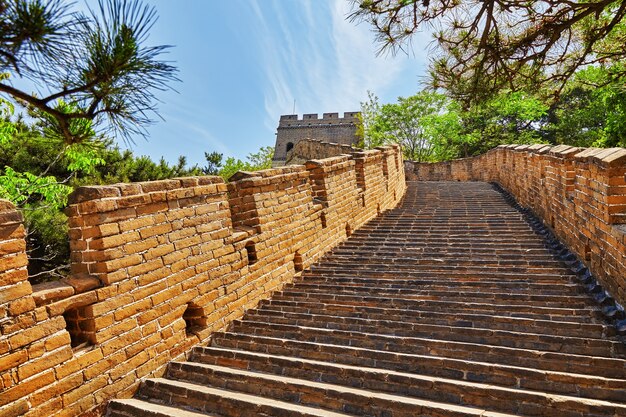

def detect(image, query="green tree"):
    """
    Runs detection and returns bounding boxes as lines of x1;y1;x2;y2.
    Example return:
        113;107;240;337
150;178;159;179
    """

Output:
218;146;274;180
459;91;549;156
367;91;462;162
350;1;626;103
546;64;626;148
0;0;177;144
203;151;223;175
357;91;385;149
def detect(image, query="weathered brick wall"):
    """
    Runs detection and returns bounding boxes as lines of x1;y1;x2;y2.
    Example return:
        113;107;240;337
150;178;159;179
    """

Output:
0;146;405;417
406;144;626;306
285;139;356;166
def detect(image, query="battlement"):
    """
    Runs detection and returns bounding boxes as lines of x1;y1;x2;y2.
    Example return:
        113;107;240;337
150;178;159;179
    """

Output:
278;112;360;127
273;112;362;167
0;145;405;417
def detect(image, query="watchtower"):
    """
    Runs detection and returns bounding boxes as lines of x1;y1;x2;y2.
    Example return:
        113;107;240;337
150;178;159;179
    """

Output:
272;112;360;167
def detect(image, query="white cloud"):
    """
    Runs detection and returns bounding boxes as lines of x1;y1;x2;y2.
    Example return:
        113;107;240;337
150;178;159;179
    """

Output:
249;0;430;132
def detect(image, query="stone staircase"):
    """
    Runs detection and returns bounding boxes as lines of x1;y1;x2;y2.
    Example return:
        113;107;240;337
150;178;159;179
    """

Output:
107;181;626;417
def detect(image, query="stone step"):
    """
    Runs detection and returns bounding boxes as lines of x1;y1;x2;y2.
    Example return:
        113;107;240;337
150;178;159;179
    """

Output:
351;222;536;228
317;256;568;268
227;320;626;363
339;237;547;246
165;362;534;417
325;251;562;262
268;293;602;322
274;289;597;310
107;399;217;417
283;283;589;304
312;261;569;272
202;340;626;400
294;277;585;295
260;298;601;325
237;313;620;356
137;378;354;417
186;348;626;409
329;248;557;258
211;331;626;379
351;231;541;238
255;302;611;338
301;269;578;283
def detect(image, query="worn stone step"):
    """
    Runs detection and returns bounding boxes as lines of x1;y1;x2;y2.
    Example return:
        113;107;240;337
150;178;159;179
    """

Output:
255;302;611;338
282;283;590;305
211;331;626;380
352;232;541;239
269;293;603;322
185;348;626;410
310;262;571;275
137;378;354;417
324;250;558;262
165;362;532;417
274;289;598;311
318;256;568;269
293;277;585;296
138;377;516;417
107;399;217;417
339;238;547;247
260;298;601;326
200;341;626;402
228;319;626;362
301;269;578;284
238;312;619;355
329;248;557;259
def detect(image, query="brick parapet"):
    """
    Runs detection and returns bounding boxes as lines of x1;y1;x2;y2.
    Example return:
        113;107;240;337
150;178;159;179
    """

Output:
405;145;626;306
0;146;405;417
285;139;356;165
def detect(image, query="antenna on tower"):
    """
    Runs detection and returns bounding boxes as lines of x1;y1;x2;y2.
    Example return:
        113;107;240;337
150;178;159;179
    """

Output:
292;99;296;114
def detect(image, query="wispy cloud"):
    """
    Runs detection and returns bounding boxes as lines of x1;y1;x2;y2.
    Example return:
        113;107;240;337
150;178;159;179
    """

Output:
248;0;430;131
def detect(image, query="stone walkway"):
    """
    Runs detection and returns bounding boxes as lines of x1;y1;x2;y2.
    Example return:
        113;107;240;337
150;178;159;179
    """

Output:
108;181;626;417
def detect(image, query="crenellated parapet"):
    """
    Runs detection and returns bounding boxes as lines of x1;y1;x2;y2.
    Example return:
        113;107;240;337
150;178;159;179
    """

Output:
0;145;405;417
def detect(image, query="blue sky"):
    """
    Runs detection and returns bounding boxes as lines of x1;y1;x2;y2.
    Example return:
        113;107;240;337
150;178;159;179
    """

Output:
101;0;432;166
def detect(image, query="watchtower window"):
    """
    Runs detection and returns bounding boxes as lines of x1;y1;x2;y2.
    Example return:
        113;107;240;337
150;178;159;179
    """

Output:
286;142;294;152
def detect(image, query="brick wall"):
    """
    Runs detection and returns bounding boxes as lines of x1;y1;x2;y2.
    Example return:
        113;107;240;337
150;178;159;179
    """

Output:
405;144;626;306
0;145;405;417
285;139;356;166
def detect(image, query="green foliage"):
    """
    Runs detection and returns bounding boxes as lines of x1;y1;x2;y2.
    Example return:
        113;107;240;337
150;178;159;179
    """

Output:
203;151;223;175
459;91;548;156
362;91;463;162
545;64;626;148
0;166;72;209
218;146;274;180
351;1;626;104
24;209;70;281
361;88;550;160
357;91;385;149
0;0;178;144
